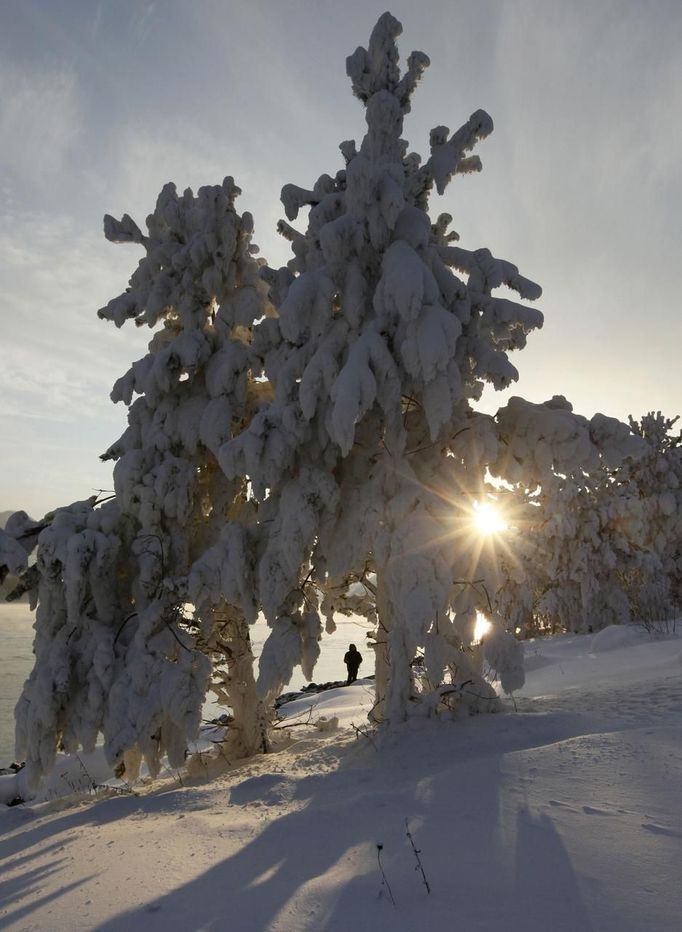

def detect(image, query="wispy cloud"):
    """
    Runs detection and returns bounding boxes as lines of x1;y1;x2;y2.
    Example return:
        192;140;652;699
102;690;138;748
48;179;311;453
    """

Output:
0;200;144;419
106;121;293;268
0;202;139;513
1;0;680;515
0;62;82;183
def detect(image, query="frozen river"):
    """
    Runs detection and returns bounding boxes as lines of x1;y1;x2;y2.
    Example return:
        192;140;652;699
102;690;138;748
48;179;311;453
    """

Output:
0;603;372;766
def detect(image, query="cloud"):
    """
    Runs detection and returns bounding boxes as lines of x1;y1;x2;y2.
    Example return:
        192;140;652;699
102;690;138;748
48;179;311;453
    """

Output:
0;200;144;419
0;201;143;514
105;120;294;268
458;1;682;423
0;62;82;183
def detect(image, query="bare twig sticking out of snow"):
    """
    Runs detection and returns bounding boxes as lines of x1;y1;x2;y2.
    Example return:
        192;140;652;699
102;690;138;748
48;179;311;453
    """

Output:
352;722;378;751
273;701;319;729
405;818;432;894
74;755;98;793
376;844;397;907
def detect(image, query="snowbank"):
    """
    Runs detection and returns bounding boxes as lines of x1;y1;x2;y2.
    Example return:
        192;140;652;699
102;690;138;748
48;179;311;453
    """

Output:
589;624;649;653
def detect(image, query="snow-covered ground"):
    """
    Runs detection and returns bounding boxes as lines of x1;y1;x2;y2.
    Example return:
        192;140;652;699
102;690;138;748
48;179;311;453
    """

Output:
2;625;681;931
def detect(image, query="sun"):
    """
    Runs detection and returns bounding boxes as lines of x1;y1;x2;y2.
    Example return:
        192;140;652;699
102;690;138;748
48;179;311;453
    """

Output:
473;501;507;536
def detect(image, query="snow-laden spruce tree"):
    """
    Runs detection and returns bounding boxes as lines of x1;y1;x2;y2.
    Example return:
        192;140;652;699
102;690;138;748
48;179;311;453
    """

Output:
490;396;649;634
12;178;272;786
620;412;682;624
6;14;666;789
218;13;548;722
101;177;275;759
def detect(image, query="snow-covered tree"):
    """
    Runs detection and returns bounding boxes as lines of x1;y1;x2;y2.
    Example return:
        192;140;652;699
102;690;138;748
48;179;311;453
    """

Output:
99;177;273;758
7;13;672;792
628;414;682;590
617;412;681;624
12;177;272;786
218;13;547;722
496;475;637;635
490;397;651;634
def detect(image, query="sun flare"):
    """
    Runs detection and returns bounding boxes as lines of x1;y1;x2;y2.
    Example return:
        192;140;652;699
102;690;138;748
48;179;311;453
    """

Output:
473;501;507;535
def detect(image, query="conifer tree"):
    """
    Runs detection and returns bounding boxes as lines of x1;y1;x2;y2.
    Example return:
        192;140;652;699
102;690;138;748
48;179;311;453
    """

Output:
219;13;547;721
491;397;650;634
12;178;271;785
4;13;668;791
617;413;681;624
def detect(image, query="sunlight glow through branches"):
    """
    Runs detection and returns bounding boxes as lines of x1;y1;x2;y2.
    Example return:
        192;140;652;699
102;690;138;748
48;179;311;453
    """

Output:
474;612;492;642
473;501;507;536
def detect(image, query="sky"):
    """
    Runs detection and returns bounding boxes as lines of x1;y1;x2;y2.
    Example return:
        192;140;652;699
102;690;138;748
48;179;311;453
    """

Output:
1;0;681;517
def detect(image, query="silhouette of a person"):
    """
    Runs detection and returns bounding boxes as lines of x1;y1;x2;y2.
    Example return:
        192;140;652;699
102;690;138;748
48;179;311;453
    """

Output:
344;643;362;684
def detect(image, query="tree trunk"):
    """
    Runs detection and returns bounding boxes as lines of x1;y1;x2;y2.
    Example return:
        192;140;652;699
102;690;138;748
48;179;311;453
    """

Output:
371;574;390;723
214;606;269;755
373;569;412;725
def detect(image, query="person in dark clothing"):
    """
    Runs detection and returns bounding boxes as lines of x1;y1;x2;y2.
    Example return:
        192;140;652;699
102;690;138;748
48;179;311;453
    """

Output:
344;644;362;684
